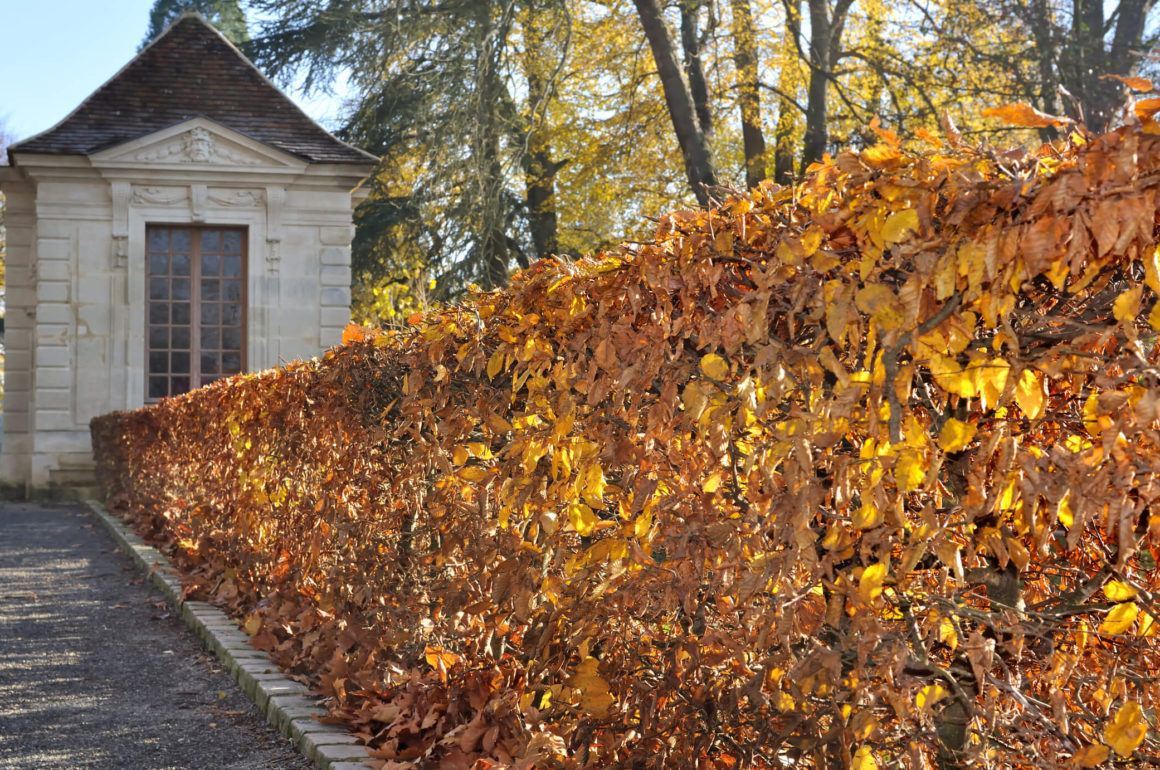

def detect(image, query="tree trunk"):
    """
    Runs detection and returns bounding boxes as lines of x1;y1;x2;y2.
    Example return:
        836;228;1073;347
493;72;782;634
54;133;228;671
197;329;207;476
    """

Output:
730;0;767;188
1060;0;1109;129
632;0;718;206
679;0;714;138
473;3;510;288
1025;0;1062;139
800;0;852;174
773;0;802;184
522;0;564;261
800;0;831;173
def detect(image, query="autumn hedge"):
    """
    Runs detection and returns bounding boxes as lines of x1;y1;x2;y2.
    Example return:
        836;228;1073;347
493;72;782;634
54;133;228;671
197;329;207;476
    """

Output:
94;118;1160;768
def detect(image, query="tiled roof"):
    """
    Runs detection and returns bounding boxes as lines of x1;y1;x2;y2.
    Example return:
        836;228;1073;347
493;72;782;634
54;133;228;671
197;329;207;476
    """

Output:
10;14;376;165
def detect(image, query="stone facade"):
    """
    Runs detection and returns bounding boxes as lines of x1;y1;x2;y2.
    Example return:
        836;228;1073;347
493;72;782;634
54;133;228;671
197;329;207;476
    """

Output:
0;16;375;492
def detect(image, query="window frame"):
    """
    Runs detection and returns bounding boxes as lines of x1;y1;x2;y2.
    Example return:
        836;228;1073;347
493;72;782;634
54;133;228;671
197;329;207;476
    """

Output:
144;224;248;402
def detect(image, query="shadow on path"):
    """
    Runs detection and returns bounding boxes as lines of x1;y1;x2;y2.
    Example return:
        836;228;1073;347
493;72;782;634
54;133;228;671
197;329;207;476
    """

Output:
0;502;310;770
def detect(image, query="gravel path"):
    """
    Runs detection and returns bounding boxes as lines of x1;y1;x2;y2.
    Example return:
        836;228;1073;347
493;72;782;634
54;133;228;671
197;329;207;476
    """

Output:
0;502;311;770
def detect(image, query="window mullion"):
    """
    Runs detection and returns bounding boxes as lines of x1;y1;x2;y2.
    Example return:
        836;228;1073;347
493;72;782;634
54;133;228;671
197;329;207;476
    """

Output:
191;230;202;390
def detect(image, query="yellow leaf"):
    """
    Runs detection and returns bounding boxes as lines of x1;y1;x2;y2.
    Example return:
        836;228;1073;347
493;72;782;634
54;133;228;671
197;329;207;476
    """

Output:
702;471;724;493
895;450;927;492
1084;392;1111;437
487;413;512;433
1014;369;1045;420
855;283;905;331
916;684;948;710
1105;580;1139;602
1006;538;1030;571
582;463;606;509
468;442;493;459
1114;285;1143;322
881;208;919;244
243;613;262;636
568;657;616;717
851;746;877;770
861;143;903;168
858;563;888;604
977;358;1010;410
929;353;976;398
487;350;504;380
452;446;470;466
1100;602;1139;635
938;418;977;453
801;226;823;256
1058;492;1074;528
460;466;489;482
567;502;598;536
1146;246;1160;294
1150;301;1160;331
938;616;958;650
852;503;882;530
1104;701;1149;757
701;353;729;380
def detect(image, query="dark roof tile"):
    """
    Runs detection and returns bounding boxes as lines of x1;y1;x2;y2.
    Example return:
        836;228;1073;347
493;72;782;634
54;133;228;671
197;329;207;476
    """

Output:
11;15;376;165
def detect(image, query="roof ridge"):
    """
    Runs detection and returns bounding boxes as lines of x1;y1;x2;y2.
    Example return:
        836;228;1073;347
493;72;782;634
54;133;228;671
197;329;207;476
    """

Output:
9;15;376;165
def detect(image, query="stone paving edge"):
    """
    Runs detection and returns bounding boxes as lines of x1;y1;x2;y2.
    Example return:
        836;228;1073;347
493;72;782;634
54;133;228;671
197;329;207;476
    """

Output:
83;499;374;770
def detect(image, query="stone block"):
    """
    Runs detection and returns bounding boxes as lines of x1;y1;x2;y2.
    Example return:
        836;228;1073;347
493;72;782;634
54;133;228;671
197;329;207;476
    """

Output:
37;260;72;282
30;430;89;454
319;226;355;246
36;221;74;239
5;413;30;434
321;287;349;307
36;238;72;261
320;307;350;328
77;279;111;305
316;744;373;765
33;410;78;431
36;282;69;303
35;303;73;324
36;325;71;344
269;700;325;735
35;389;71;410
319;246;348;265
319;265;351;286
35;367;71;390
297;728;360;761
35;346;71;368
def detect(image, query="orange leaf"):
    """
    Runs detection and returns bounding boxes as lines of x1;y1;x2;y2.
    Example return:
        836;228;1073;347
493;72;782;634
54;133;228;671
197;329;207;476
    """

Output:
981;102;1068;128
1135;98;1160;120
341;321;367;345
1103;74;1154;92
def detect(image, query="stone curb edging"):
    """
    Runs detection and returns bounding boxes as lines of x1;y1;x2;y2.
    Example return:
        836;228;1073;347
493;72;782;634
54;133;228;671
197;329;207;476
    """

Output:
83;499;373;770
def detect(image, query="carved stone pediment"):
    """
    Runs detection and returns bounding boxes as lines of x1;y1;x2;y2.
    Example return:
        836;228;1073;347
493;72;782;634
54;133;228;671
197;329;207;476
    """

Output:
132;127;261;165
91;118;306;171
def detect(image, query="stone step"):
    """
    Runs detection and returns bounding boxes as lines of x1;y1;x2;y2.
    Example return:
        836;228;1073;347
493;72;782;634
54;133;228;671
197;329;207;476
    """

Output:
49;466;97;484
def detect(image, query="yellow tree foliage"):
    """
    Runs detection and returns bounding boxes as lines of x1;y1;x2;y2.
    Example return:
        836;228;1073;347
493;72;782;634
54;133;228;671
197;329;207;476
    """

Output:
96;117;1160;766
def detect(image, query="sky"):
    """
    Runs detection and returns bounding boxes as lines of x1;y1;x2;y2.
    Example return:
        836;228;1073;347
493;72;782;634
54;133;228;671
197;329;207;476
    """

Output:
0;0;345;144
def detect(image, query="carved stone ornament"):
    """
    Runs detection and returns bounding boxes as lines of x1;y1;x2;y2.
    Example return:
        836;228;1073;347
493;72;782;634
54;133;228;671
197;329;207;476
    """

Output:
208;189;265;207
132;127;262;165
130;185;188;206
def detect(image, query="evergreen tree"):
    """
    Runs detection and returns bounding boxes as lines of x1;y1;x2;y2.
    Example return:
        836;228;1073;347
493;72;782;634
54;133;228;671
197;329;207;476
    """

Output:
248;0;567;299
141;0;249;49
